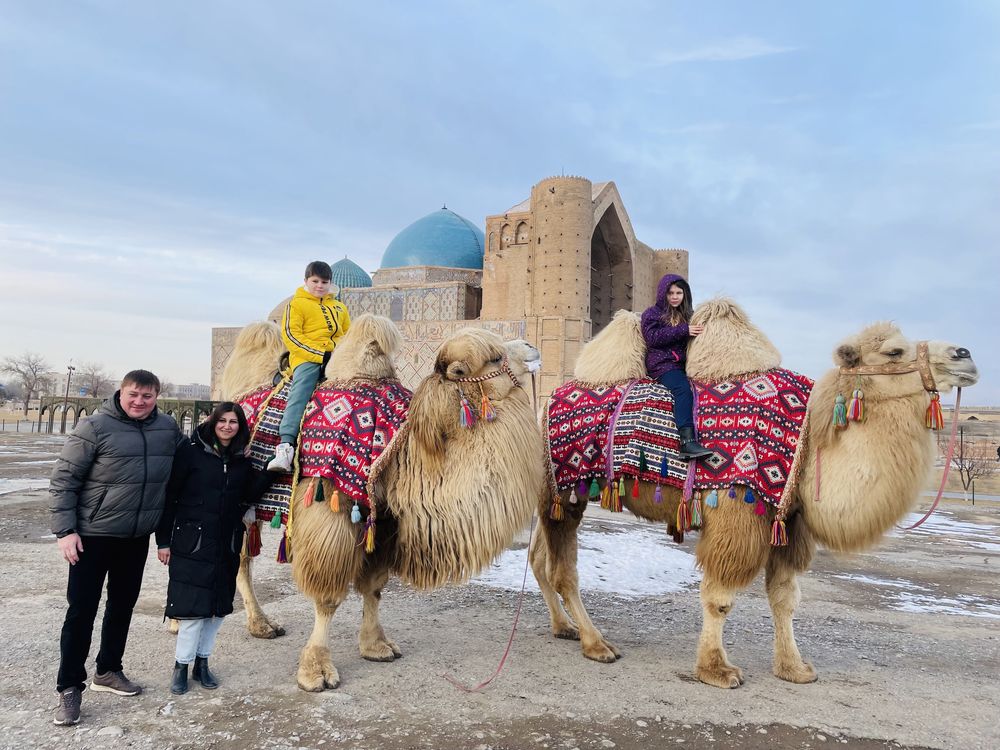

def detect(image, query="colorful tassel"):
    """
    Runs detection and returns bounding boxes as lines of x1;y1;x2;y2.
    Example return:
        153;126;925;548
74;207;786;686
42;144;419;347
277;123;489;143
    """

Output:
270;512;282;529
459;392;476;428
568;489;578;506
705;489;719;508
364;518;376;553
617;476;625;497
727;485;736;499
600;485;611;510
549;499;564;521
832;393;848;429
303;477;316;507
653;484;663;504
588;478;600;499
677;499;691;531
690;494;703;526
479;384;496;421
350;502;362;524
847;388;864;422
771;519;788;546
330;489;340;513
612;488;623;513
754;498;766;516
926;392;944;430
246;522;262;557
276;531;289;563
744;487;756;504
631;476;640;498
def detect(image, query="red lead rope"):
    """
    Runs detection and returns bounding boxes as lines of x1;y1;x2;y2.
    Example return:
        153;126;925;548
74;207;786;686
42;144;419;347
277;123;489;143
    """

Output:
899;387;963;531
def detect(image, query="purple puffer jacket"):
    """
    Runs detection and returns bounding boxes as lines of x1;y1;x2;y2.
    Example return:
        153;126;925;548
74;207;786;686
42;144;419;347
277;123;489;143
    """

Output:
641;273;690;378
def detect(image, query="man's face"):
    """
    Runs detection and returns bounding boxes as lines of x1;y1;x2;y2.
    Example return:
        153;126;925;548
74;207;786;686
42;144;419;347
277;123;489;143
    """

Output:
304;275;331;298
120;382;159;420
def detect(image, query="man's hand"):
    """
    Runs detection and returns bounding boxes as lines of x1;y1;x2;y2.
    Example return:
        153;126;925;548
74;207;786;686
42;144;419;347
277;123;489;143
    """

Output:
58;533;84;565
157;548;171;565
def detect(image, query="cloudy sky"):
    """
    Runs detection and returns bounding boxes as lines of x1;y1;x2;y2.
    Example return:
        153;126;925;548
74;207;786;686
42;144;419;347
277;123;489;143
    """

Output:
1;1;997;403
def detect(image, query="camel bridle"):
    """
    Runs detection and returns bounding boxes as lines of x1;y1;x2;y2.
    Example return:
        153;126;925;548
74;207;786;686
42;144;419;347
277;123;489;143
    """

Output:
838;340;937;393
452;355;521;389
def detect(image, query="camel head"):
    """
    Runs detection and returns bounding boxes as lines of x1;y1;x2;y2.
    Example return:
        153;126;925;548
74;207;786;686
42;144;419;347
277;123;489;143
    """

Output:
408;328;539;459
220;321;287;399
833;322;979;394
686;297;782;382
573;309;647;386
325;314;402;383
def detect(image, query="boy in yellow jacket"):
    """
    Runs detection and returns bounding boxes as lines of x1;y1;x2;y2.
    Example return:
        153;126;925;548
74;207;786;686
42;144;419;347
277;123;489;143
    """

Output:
267;261;351;472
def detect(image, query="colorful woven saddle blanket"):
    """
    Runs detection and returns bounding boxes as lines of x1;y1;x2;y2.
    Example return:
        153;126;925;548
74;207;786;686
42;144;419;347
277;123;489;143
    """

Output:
693;368;813;508
298;380;411;508
546;379;688;493
240;381;293;525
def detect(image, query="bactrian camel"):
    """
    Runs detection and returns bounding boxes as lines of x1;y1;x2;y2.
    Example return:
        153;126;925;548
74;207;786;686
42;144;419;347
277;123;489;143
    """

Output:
530;300;978;688
222;315;546;690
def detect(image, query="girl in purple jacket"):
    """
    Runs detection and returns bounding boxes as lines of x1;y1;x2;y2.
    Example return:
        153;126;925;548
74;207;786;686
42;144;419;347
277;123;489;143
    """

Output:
641;274;712;460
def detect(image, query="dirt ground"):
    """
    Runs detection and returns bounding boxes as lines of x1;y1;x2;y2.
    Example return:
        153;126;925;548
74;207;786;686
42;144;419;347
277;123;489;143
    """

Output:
1;433;998;750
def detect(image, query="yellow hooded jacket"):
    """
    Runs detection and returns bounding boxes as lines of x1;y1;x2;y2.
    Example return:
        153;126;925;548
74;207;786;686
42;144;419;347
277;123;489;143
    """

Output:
281;287;351;371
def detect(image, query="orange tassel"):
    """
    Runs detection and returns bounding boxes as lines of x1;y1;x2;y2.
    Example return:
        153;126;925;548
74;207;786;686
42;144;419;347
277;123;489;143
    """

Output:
925;392;944;430
480;384;496;421
303;477;316;508
549;499;564;521
330;489;340;513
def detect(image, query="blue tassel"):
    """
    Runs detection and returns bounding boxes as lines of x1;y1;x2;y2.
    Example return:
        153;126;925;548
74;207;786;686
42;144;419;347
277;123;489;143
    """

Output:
744;487;756;504
728;485;736;499
705;489;719;508
350;503;362;524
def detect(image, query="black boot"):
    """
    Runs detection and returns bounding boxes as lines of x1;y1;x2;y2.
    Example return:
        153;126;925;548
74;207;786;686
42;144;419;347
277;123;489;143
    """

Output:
678;427;713;460
170;662;188;695
192;656;218;689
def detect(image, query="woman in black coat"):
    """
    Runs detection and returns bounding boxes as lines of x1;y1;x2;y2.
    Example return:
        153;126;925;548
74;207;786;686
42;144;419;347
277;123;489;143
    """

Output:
155;402;268;695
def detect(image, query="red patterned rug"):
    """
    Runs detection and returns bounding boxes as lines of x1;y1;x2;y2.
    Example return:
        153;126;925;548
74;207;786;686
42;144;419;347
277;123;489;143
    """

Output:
240;381;294;525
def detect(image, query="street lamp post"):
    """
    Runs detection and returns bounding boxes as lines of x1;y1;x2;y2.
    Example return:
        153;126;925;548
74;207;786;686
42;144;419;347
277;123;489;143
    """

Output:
61;363;76;434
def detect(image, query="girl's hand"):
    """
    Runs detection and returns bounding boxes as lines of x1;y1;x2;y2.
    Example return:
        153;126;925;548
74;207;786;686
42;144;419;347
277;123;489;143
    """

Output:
689;324;705;336
157;548;171;565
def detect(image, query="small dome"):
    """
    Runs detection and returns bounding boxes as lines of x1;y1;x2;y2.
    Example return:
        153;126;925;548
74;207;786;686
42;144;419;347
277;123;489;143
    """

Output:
331;257;372;290
380;207;485;270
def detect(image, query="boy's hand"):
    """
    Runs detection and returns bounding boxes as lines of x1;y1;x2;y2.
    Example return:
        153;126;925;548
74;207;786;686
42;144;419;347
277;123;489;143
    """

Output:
689;324;705;336
58;533;84;565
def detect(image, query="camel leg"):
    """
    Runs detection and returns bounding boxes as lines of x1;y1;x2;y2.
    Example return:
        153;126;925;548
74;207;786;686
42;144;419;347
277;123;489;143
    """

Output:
537;509;620;662
297;599;343;692
237;522;285;639
529;518;578;640
356;562;402;662
695;574;744;688
766;554;817;683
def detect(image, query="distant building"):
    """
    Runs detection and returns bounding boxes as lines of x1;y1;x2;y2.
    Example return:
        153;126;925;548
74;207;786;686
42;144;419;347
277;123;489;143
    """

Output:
211;176;688;397
172;383;212;400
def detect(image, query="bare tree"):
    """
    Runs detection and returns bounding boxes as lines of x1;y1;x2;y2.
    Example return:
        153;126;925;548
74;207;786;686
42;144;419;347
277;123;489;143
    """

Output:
951;427;998;503
1;352;51;415
159;379;176;398
77;362;114;398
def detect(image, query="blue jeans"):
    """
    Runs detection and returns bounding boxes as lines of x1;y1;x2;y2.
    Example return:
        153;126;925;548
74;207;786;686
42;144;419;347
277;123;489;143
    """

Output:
278;361;323;443
657;369;695;430
175;617;226;664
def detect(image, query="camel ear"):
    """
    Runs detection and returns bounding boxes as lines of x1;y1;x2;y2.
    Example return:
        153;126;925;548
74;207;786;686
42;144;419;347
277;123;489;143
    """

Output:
834;343;861;368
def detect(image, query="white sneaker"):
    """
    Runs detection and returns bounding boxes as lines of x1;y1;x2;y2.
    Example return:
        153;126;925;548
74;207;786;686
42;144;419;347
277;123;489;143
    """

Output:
267;443;295;472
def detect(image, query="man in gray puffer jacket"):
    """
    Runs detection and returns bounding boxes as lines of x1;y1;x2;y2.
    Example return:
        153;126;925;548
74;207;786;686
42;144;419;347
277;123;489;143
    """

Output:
49;369;183;726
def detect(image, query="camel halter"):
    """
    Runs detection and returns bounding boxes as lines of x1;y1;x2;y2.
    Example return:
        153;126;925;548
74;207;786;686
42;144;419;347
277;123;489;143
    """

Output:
452;355;521;428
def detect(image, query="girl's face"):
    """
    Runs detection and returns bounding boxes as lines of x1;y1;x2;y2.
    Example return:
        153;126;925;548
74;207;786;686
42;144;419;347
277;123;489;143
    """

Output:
667;284;685;309
215;412;240;446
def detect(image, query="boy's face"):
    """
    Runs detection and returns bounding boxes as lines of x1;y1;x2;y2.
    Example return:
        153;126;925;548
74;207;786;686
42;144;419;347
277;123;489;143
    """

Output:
120;382;159;420
304;275;331;298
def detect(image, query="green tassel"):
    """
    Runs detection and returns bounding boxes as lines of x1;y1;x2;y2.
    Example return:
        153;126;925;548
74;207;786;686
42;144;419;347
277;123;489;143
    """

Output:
588;478;600;498
638;448;648;473
315;479;324;503
270;512;281;529
617;476;625;496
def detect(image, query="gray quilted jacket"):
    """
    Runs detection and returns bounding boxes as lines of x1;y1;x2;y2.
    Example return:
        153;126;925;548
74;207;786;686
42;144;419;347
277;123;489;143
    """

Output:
49;393;183;538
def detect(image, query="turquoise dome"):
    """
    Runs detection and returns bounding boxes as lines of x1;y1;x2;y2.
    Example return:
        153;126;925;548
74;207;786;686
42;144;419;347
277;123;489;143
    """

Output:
330;257;372;290
380;207;485;270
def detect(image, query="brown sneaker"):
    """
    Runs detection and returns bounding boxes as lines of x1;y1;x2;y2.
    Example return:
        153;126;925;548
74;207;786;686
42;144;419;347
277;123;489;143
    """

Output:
53;687;82;725
91;670;142;696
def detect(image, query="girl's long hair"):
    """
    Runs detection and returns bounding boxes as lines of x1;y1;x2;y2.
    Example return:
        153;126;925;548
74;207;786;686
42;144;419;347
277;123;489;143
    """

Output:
202;401;250;453
664;278;694;326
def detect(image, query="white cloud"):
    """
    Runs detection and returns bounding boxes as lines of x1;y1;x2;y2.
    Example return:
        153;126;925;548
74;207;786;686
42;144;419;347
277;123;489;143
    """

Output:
646;37;798;66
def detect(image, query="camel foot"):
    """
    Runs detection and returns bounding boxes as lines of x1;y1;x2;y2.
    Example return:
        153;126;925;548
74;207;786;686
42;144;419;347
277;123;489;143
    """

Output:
774;660;817;684
582;637;620;663
696;662;745;689
297;645;340;692
360;637;402;662
247;614;286;640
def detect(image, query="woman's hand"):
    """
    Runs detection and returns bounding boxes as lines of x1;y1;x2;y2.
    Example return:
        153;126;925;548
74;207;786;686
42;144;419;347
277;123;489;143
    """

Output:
157;548;171;565
689;324;705;336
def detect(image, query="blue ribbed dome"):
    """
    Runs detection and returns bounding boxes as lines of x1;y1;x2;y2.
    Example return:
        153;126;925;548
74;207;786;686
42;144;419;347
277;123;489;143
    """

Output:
330;257;372;290
380;207;485;269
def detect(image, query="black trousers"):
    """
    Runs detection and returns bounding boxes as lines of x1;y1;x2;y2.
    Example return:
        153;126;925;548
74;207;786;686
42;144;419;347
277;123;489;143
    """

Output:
657;369;695;430
56;535;149;692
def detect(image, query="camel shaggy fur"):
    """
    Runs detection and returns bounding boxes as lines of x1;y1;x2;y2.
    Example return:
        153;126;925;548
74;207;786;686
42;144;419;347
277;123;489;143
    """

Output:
222;316;546;690
530;298;979;688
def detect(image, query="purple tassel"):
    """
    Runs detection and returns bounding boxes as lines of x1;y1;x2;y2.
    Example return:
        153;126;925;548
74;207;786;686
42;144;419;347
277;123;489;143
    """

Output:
728;485;737;499
653;484;663;504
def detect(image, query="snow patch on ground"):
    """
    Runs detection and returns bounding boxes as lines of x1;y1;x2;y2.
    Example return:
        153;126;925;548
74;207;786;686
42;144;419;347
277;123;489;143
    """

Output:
831;572;1000;620
473;525;700;597
0;478;49;496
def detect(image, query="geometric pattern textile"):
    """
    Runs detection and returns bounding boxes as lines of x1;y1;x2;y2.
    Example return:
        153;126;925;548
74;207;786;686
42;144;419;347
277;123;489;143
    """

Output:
693;368;813;507
240;381;294;525
546;381;630;492
298;381;411;508
612;379;689;488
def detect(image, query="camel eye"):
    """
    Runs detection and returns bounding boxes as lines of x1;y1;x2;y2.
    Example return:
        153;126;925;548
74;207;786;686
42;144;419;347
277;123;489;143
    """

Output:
490;354;503;364
884;348;903;358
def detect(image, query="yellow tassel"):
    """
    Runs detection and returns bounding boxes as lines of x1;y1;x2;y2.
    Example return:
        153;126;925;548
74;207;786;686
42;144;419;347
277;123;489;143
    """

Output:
364;521;375;553
549;500;564;521
329;489;340;513
600;485;611;510
925;392;944;430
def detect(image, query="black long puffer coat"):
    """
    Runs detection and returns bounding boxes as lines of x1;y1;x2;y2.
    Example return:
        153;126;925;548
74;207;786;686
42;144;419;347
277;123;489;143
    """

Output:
155;423;269;619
